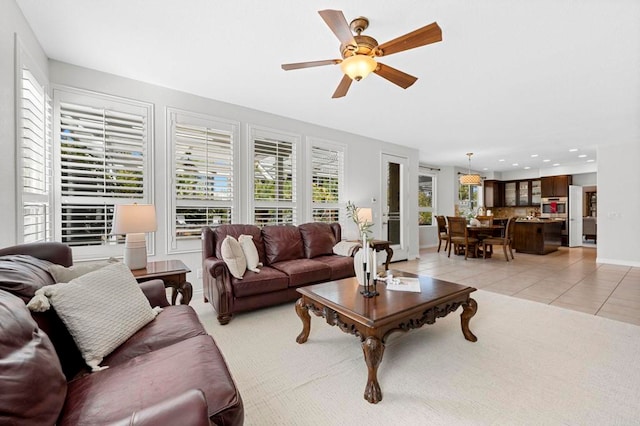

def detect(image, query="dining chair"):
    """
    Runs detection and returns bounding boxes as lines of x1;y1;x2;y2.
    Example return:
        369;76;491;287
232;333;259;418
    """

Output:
482;216;516;261
447;216;479;260
436;215;449;253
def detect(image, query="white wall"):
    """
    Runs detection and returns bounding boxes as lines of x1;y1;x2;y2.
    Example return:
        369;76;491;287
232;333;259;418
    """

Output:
597;141;640;266
0;1;49;248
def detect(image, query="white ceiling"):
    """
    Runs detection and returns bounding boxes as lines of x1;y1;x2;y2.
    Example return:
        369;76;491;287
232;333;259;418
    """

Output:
16;0;640;172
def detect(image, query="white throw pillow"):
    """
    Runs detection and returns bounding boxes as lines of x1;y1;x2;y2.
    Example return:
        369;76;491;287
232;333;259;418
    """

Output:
238;234;262;273
221;235;247;279
27;262;160;372
48;257;118;282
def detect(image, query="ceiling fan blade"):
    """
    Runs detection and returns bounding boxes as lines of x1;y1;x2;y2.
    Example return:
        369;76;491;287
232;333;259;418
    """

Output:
281;59;341;71
318;9;357;48
332;74;352;98
373;62;418;89
377;22;442;57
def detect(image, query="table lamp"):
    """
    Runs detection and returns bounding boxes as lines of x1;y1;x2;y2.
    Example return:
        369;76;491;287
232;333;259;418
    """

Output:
111;204;157;270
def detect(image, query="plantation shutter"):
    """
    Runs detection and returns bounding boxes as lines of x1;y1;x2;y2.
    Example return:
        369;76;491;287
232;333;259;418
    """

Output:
56;96;150;250
172;117;234;246
310;144;343;223
19;66;52;242
253;137;297;226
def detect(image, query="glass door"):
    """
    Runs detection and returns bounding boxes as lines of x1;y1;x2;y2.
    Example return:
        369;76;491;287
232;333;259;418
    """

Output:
381;153;408;261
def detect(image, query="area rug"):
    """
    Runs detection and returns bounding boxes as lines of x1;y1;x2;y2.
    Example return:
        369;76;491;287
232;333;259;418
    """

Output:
196;290;640;425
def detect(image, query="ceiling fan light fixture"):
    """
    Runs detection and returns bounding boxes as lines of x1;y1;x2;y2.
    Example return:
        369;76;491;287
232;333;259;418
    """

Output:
340;55;377;81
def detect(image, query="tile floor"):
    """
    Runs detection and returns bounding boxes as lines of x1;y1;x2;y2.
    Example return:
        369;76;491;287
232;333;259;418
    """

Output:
391;246;640;326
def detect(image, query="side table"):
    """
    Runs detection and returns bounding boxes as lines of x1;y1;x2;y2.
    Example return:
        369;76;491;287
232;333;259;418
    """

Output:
132;260;192;305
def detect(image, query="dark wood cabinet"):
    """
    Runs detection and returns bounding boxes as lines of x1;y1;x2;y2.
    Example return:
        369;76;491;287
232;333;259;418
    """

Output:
500;179;540;207
483;180;504;208
513;220;562;254
541;175;572;197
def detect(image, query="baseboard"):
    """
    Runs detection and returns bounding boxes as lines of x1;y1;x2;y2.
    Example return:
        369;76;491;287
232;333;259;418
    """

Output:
596;257;640;268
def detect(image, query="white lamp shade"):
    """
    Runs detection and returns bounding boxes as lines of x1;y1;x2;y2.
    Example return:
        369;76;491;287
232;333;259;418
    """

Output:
340;55;377;81
111;204;157;235
357;207;373;224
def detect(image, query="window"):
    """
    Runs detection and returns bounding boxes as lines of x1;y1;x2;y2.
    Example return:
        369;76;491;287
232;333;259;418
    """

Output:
18;63;53;243
54;89;152;259
459;184;481;215
418;173;434;226
168;109;237;252
251;127;298;226
310;141;344;223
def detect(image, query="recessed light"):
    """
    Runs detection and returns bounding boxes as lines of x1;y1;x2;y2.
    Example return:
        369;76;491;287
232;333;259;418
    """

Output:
530;154;538;158
524;166;531;170
498;159;505;162
587;159;595;163
569;148;578;152
512;163;519;166
578;154;587;158
483;168;489;171
543;159;551;162
553;163;560;166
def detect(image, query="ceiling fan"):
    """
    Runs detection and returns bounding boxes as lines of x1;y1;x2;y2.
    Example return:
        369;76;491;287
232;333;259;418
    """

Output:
281;9;442;98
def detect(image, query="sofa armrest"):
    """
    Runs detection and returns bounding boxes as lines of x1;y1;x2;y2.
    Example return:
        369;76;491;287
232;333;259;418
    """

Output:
139;279;170;308
110;389;209;426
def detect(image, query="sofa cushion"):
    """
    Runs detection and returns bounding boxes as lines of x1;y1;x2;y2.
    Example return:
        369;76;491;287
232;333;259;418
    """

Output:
262;225;304;265
214;224;266;265
0;254;55;302
271;259;332;287
299;222;337;259
48;258;117;282
313;254;356;280
221;236;246;279
231;266;289;298
104;305;207;367
27;262;159;371
0;290;67;425
60;335;243;426
238;234;261;273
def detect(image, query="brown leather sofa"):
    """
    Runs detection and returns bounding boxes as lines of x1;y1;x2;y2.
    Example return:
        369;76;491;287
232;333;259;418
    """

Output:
0;242;243;426
202;222;355;325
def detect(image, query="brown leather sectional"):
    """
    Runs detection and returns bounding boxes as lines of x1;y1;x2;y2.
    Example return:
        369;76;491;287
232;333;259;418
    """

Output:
202;222;355;325
0;242;243;425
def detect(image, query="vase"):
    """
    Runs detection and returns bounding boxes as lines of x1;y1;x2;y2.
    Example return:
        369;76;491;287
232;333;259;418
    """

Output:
353;248;373;286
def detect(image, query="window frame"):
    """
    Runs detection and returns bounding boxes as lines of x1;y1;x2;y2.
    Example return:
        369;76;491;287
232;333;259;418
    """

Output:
52;86;154;261
418;171;436;227
166;107;239;253
15;36;53;244
248;125;300;227
306;137;345;224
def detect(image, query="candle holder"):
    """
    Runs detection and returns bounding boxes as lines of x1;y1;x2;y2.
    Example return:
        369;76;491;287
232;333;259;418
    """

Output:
360;262;378;298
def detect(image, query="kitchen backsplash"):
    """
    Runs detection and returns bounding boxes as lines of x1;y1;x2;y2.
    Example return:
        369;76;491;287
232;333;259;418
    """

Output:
491;206;541;218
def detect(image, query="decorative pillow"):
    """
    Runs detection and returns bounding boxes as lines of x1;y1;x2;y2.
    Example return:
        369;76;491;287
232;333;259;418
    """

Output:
48;257;118;282
0;254;55;302
27;262;161;372
238;234;262;273
221;235;246;279
0;290;67;424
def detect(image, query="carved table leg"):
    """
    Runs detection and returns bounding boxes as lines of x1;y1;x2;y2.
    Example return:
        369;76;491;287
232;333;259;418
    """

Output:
460;297;478;342
362;336;385;404
384;246;393;271
171;281;193;305
295;298;311;344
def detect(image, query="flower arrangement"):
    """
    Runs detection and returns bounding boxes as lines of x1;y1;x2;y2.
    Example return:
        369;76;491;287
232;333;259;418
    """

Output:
346;201;373;238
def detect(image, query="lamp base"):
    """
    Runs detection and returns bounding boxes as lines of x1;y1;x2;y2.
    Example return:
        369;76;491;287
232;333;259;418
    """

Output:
123;233;148;270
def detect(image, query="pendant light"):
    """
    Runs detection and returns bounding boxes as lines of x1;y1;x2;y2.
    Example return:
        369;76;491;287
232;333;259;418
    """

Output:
459;153;482;186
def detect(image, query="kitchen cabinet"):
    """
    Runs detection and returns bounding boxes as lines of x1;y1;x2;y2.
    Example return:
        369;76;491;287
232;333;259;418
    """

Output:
518;181;529;205
541;175;572;197
504;182;516;206
513;220;562;254
483;180;504;208
503;179;540;207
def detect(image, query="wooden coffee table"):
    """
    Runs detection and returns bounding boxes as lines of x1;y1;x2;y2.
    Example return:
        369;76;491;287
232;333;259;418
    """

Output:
295;271;478;404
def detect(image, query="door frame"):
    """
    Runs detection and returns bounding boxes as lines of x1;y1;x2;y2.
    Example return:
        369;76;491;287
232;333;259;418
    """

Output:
381;153;409;262
569;185;583;247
